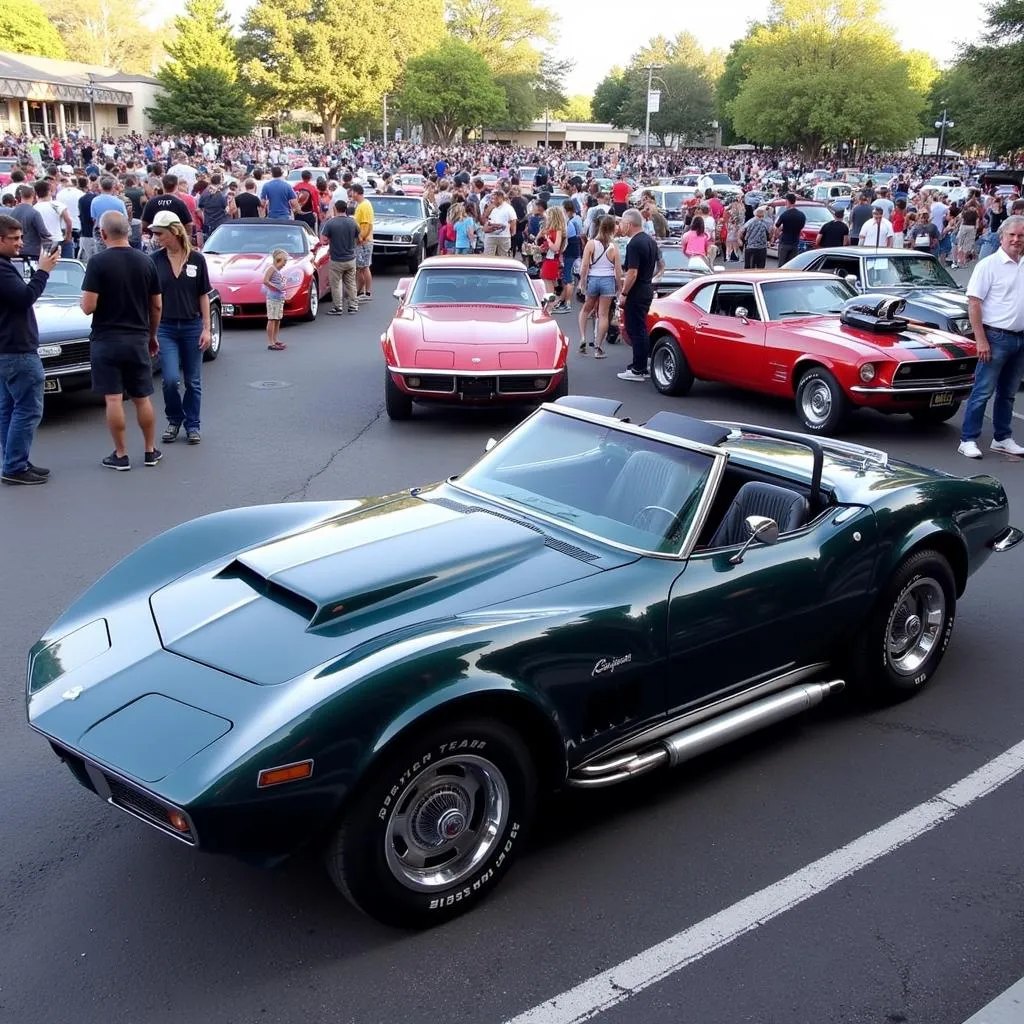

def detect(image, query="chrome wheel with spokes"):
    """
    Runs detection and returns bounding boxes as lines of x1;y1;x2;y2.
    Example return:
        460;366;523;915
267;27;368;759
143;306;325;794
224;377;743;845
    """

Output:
652;345;676;388
649;336;694;396
885;577;946;675
796;367;848;434
384;754;509;892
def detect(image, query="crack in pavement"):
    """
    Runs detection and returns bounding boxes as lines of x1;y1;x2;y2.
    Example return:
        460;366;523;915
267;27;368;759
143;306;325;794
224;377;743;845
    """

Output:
280;403;385;502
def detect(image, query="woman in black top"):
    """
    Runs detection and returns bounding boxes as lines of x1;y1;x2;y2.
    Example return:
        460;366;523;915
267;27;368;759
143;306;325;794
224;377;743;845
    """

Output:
149;210;212;445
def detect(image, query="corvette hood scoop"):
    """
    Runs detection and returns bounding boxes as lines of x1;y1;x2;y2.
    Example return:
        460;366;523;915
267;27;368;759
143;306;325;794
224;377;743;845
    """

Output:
150;497;601;684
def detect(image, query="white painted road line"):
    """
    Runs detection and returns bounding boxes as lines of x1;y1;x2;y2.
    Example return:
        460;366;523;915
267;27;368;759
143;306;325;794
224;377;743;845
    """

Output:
962;976;1024;1023
504;739;1024;1024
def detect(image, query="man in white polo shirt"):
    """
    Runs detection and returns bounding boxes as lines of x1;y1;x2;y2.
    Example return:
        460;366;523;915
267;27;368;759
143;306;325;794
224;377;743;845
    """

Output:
958;215;1024;458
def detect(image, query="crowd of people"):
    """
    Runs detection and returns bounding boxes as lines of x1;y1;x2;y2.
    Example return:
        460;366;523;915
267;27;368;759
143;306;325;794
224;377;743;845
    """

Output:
1;127;1022;484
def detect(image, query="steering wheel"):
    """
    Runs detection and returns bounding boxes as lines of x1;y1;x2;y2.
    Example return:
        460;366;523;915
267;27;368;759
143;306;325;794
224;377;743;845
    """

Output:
631;504;682;536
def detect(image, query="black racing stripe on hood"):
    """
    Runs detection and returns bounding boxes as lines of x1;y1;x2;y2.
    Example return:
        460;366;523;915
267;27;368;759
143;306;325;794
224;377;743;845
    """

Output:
896;334;971;360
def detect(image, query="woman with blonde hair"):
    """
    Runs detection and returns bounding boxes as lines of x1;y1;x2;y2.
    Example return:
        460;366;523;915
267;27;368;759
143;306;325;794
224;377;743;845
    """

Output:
539;204;567;297
149;210;214;444
576;214;622;358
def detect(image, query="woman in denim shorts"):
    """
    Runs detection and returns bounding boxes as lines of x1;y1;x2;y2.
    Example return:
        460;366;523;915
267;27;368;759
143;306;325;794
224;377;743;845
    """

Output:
576;215;622;358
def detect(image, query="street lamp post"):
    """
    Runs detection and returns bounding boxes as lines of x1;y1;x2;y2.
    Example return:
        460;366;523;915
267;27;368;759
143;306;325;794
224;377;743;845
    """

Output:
85;78;96;137
935;107;954;162
643;64;663;164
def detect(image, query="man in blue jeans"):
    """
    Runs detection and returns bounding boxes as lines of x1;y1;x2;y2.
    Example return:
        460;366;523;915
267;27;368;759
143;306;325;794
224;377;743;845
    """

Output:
0;214;59;484
958;215;1024;459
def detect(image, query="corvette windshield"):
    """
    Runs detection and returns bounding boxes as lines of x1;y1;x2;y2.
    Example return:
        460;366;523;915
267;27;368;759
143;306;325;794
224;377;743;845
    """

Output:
17;259;83;297
863;256;958;290
368;196;423;218
409;267;538;307
456;409;716;555
761;279;855;320
203;224;308;255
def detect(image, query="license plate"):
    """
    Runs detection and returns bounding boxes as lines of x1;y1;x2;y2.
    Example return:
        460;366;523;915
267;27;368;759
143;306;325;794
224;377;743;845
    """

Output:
460;379;494;398
930;391;955;407
43;379;61;394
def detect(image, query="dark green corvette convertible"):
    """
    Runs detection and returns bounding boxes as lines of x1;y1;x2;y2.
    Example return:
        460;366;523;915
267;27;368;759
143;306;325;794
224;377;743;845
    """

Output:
27;397;1021;927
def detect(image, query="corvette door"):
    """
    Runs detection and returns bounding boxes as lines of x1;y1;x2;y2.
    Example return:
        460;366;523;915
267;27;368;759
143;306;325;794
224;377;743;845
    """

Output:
695;283;767;387
664;504;878;715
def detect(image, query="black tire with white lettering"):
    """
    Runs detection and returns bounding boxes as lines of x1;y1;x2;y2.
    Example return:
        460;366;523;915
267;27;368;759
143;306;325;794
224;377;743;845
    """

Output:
846;549;957;703
325;719;536;928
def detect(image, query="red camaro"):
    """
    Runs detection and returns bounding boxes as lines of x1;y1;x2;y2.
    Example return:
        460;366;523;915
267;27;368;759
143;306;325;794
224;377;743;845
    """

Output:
202;218;331;321
646;270;978;434
382;256;569;419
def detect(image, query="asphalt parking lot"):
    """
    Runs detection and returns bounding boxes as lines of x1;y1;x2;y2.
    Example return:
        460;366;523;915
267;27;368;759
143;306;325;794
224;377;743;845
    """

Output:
3;261;1024;1024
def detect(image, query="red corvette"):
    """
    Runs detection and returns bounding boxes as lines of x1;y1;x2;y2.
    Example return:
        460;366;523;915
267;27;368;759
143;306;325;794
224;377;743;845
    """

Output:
646;270;978;434
202;218;331;321
382;256;569;419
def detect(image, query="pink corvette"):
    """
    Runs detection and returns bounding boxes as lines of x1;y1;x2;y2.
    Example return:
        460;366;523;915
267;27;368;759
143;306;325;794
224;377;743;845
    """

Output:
381;256;570;419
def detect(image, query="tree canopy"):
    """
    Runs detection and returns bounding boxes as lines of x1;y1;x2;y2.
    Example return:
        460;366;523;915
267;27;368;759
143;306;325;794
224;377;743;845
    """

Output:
553;94;593;122
726;0;927;154
399;37;507;142
445;0;555;76
933;0;1024;153
0;0;68;59
590;32;720;142
239;0;444;141
147;0;252;135
49;0;163;73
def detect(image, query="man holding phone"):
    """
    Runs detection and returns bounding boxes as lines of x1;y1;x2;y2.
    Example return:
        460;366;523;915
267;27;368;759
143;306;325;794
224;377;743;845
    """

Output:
0;214;59;485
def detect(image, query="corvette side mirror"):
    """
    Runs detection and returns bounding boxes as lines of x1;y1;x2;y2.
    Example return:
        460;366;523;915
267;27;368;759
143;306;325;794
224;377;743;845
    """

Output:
542;293;558;308
730;515;780;565
735;306;750;322
393;287;405;300
484;437;498;452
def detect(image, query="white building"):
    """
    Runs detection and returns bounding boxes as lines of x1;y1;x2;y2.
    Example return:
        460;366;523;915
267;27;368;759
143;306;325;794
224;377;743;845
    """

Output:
0;52;163;139
479;120;632;149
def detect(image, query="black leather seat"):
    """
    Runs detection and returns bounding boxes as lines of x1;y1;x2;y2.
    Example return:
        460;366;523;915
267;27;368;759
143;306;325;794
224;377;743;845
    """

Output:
710;481;809;548
604;451;695;531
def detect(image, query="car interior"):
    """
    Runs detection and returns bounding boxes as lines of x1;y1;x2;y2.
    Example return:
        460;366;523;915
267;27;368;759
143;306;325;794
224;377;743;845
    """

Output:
478;426;833;556
690;283;761;320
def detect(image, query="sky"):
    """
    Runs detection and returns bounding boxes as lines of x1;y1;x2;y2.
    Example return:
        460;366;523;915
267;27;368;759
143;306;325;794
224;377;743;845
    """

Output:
188;0;988;96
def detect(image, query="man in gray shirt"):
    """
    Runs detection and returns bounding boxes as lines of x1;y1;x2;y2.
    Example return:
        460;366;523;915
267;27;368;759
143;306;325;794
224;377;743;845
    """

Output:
320;199;361;315
10;186;52;259
738;206;770;268
849;194;873;246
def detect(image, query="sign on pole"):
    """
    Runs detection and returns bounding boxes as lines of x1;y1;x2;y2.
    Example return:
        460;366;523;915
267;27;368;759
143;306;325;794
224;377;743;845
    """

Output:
647;90;661;114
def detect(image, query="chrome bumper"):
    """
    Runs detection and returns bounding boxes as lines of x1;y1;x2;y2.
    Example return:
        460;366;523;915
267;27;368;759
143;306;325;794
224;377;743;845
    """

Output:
990;526;1024;553
849;383;974;395
43;361;91;379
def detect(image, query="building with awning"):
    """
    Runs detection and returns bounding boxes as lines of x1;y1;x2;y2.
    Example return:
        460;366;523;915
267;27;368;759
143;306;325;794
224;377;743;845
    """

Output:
0;52;162;139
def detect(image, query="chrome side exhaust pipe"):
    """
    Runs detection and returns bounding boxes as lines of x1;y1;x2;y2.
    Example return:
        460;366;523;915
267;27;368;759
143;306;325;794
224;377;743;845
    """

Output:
661;680;844;767
570;680;844;787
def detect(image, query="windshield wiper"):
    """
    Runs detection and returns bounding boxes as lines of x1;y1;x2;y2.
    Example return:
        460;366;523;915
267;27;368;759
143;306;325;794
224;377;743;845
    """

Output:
204;249;220;254
776;309;820;317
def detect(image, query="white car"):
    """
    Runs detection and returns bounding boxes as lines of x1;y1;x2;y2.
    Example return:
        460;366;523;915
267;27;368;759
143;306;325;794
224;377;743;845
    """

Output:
809;182;853;203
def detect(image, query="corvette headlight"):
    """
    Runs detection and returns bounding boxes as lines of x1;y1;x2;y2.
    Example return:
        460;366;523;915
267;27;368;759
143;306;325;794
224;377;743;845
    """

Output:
859;363;877;383
29;619;110;693
951;317;972;336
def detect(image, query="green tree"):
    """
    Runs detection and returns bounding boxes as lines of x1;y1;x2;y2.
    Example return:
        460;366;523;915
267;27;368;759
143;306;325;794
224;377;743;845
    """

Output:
618;62;716;144
446;0;555;76
163;0;238;77
592;69;628;124
716;36;755;144
147;0;252;135
494;71;538;129
553;94;593;122
727;0;926;154
147;66;253;134
50;0;163;73
939;0;1024;153
239;0;444;142
0;0;68;58
400;37;507;142
533;53;571;120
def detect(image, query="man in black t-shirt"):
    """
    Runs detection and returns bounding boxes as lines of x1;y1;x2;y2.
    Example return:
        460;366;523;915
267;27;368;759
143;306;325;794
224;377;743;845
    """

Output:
140;174;193;236
320;199;361;314
816;207;850;249
233;179;265;219
772;194;806;266
81;211;163;471
617;209;664;382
